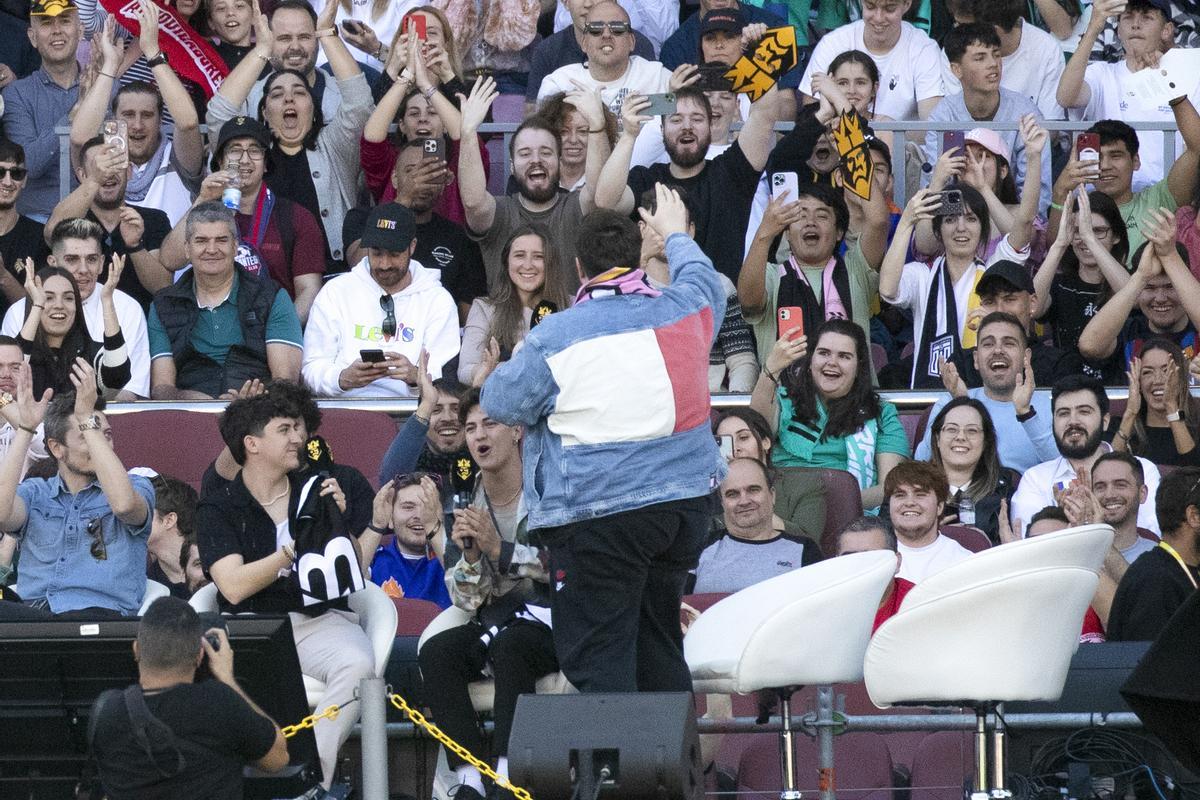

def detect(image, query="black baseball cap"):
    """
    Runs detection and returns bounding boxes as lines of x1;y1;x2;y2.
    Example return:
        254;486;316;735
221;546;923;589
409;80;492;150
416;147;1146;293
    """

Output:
700;8;744;36
214;116;271;156
977;260;1034;296
360;203;417;252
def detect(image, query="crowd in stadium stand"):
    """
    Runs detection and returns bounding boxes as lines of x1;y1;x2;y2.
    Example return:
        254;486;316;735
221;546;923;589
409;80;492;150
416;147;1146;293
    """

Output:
1;0;1200;795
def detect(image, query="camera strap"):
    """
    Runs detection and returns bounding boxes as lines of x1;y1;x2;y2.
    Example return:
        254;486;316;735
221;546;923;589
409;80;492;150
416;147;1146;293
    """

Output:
122;685;187;778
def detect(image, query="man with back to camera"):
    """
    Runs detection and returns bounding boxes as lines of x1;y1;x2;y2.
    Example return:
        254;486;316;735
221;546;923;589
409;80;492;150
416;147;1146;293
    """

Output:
481;186;726;693
89;596;289;798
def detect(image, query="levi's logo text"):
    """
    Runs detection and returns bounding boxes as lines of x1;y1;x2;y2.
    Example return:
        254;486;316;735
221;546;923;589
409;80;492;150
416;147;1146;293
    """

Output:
354;323;415;343
377;219;398;230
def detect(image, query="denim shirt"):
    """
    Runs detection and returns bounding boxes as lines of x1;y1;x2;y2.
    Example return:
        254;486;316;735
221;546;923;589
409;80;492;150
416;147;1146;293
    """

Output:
15;473;155;615
481;234;728;528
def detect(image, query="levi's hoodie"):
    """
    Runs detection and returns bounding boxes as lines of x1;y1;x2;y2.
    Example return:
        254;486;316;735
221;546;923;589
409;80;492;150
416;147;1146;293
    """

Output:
302;257;460;397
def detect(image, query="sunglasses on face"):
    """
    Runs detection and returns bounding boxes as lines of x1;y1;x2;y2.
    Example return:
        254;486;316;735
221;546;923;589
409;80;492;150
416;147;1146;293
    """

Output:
0;167;28;181
87;517;107;561
585;20;630;35
379;294;397;339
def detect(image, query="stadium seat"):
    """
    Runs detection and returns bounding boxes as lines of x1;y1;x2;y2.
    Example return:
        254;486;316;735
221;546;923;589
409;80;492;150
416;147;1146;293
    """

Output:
297;582;398;708
816;468;865;556
109;409;222;490
188;581;219;614
939;524;991;553
392;596;444;636
139;579;171;615
864;524;1114;799
313;409;399;490
685;551;897;798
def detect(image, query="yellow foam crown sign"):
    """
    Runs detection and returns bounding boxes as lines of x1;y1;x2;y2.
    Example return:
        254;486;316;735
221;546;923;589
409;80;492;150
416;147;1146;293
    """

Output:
832;111;874;202
723;25;798;102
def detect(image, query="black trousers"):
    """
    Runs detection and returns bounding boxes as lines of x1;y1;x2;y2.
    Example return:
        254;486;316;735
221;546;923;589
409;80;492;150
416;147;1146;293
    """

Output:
540;495;711;693
0;602;129;621
418;620;558;768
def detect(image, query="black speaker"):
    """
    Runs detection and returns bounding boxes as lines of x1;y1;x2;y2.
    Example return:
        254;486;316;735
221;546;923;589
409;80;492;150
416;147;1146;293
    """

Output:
507;692;702;800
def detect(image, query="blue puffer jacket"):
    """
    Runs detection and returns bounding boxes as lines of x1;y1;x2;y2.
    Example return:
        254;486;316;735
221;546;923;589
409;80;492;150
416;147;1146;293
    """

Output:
481;234;728;529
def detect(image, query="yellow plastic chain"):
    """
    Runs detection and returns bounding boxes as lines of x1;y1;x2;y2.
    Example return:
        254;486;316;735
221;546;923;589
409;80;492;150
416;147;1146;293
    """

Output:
281;703;343;739
388;692;534;800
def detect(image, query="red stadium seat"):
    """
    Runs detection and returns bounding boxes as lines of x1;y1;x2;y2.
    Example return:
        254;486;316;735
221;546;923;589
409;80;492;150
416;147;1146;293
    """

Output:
109;409;223;489
315;408;399;489
817;468;865;557
392;597;446;637
939;525;991;553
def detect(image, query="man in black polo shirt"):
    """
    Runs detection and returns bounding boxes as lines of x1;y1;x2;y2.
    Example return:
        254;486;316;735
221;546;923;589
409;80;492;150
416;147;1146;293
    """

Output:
45;134;172;310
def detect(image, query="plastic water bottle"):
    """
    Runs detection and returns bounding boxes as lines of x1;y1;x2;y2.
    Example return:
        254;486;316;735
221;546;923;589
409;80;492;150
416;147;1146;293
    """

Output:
958;494;976;525
221;167;242;211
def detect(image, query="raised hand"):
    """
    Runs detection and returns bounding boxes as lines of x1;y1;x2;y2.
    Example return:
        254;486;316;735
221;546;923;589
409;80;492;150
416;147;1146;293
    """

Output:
1140;207;1178;258
70;358;99;420
564;80;606;134
319;476;347;514
899;188;942;228
99;16;126;73
2;361;52;432
636;183;689;240
766;333;807;375
1012;350;1036;413
619;92;652;140
136;0;161;59
1019;114;1048;157
20;258;44;309
472;336;501;388
117;206;145;250
101;253;125;301
457;76;497;136
929;146;966;191
939;356;967;398
758;191;802;238
668;63;699;92
1124;355;1143;419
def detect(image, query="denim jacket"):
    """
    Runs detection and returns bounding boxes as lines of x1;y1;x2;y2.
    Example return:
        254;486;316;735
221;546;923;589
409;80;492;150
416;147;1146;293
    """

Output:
481;234;728;529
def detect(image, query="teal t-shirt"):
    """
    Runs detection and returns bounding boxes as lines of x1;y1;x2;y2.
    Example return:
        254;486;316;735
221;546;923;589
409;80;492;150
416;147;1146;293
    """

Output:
148;273;303;362
1121;179;1178;263
771;393;910;469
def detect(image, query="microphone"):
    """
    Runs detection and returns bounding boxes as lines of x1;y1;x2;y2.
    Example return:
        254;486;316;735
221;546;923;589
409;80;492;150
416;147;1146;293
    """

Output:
450;456;478;550
304;435;335;473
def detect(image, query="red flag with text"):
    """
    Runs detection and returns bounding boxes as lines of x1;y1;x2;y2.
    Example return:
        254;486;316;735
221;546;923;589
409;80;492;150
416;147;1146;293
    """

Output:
98;0;229;98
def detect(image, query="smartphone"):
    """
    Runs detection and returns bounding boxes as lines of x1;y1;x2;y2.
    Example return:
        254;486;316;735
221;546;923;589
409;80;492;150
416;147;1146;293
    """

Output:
103;119;127;154
717;434;734;460
942;130;965;155
404;13;427;40
938;189;965;216
418;136;446;162
1077;132;1100;163
696;62;733;92
777;306;804;341
453;492;473;550
340;19;364;35
360;348;386;363
771;171;799;202
642;92;677;116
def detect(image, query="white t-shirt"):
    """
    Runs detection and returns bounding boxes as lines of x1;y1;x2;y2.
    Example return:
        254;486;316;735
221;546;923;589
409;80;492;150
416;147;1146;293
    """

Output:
1071;49;1200;190
537;55;672;119
2;288;151;398
939;21;1066;120
800;21;944;120
897;534;973;583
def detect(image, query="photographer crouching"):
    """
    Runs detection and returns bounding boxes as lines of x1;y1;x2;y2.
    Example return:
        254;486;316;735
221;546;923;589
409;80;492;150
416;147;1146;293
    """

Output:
89;597;288;797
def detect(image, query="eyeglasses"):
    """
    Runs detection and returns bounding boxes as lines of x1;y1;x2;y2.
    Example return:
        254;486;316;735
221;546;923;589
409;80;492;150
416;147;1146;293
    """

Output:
224;146;266;162
1091;226;1111;239
0;166;28;181
379;294;397;339
86;517;107;561
584;20;630;35
939;425;983;440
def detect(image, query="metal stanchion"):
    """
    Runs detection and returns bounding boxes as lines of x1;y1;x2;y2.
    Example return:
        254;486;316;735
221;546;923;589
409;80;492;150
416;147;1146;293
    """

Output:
816;686;836;800
359;677;388;800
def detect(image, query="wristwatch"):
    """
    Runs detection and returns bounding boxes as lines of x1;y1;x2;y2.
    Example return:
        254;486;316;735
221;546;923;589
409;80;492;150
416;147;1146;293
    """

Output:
77;414;102;433
145;51;169;70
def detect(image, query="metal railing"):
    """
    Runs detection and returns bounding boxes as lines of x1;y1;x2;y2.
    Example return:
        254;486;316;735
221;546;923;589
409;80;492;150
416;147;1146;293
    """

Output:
56;118;1184;209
